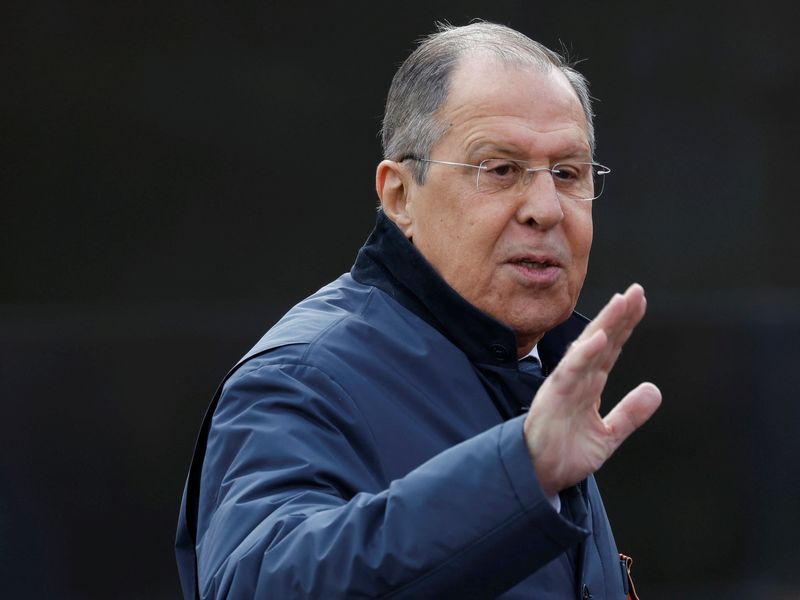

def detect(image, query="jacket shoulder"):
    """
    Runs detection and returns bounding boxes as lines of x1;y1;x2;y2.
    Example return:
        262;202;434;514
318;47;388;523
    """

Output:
230;272;446;380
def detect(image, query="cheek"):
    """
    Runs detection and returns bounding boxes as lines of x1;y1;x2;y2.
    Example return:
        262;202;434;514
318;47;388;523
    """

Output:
565;209;593;288
568;206;594;257
411;202;472;277
422;193;494;252
579;225;593;262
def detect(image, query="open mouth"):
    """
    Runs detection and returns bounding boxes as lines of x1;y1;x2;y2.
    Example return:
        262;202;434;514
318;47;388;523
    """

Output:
510;257;559;270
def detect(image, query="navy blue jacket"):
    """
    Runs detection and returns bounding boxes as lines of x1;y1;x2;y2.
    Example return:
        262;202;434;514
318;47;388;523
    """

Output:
176;212;630;599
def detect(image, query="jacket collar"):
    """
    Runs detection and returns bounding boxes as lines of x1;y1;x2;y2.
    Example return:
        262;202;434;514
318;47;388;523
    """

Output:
351;211;588;374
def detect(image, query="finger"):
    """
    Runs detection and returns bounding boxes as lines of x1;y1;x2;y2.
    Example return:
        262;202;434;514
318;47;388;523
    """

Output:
594;286;647;372
547;329;608;393
602;382;662;452
605;284;646;344
598;294;646;371
578;292;627;341
557;285;648;384
616;284;646;335
580;284;645;348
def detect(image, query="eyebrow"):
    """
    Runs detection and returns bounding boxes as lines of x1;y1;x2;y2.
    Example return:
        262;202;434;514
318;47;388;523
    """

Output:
551;148;593;162
466;141;592;163
466;142;519;158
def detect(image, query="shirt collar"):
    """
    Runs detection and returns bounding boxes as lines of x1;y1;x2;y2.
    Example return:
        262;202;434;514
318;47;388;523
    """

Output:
351;210;588;372
521;345;541;364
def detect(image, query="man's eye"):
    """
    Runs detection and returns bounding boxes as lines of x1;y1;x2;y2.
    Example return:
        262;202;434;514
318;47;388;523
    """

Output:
552;164;581;181
483;160;521;179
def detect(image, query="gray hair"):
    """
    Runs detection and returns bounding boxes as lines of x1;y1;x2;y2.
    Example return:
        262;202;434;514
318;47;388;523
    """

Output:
381;22;595;184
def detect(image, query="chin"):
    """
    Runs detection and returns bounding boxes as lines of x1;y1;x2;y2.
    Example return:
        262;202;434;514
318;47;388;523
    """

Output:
510;303;573;340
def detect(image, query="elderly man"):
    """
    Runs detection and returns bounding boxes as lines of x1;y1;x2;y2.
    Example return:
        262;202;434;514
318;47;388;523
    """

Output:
177;22;661;599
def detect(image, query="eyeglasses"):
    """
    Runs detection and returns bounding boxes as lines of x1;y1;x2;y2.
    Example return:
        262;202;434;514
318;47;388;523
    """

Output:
403;157;611;201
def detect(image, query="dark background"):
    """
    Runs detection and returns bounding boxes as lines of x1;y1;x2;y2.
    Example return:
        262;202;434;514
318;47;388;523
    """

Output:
3;1;799;598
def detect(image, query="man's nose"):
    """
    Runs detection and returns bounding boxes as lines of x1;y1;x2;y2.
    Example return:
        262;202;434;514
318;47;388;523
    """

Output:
516;169;564;229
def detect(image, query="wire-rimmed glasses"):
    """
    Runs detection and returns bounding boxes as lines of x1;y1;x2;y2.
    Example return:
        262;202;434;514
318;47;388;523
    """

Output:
404;157;611;201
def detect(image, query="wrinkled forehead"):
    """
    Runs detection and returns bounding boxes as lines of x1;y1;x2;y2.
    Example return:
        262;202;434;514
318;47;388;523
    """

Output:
438;55;590;153
446;53;584;119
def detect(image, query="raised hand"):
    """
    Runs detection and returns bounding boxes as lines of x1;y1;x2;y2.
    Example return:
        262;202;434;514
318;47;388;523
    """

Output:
523;283;662;497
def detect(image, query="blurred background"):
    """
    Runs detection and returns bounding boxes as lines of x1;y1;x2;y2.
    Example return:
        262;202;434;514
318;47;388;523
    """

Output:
2;1;799;598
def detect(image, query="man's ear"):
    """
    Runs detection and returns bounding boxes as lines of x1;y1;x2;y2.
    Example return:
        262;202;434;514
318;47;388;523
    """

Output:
375;160;414;239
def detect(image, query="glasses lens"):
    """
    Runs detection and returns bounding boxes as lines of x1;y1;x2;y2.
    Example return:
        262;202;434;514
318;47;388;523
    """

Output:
553;162;608;201
477;159;525;194
476;160;609;200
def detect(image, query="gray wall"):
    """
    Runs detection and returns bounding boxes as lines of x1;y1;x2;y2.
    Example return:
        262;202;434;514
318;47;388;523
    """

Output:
3;2;799;597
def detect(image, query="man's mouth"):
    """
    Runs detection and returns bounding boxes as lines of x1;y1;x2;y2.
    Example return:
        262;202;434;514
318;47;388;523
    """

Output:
514;259;554;269
510;257;559;269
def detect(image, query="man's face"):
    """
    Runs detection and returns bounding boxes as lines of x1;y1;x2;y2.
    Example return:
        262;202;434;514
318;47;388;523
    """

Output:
397;55;594;355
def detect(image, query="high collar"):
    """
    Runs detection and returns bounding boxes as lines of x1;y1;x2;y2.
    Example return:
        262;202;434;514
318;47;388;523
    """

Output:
351;211;588;374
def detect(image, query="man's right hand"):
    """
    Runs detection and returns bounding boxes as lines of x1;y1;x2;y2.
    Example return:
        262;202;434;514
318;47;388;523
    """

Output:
523;283;662;498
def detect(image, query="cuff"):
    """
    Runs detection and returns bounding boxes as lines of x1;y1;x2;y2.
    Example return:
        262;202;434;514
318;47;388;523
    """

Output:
498;415;588;539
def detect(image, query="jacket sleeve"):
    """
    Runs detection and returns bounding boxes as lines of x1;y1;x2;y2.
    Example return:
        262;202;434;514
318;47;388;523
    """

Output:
195;358;588;599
